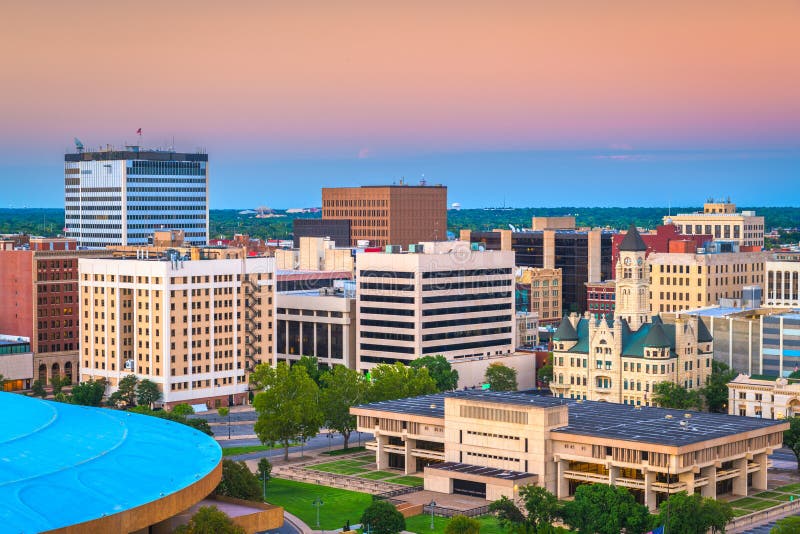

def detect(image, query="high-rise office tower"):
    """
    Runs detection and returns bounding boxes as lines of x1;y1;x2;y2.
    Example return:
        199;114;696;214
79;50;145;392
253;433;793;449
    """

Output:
64;146;209;248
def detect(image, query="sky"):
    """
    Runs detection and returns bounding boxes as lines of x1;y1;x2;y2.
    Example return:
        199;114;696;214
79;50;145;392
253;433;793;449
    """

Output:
1;1;798;208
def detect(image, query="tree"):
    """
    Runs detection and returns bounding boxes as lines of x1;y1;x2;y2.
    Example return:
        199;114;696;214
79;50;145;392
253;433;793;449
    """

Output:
368;362;438;402
485;363;518;391
784;416;800;470
444;515;480;534
70;379;106;406
215;460;262;501
128;405;213;435
655;492;732;534
562;484;651;534
411;355;459;391
320;365;369;450
360;500;405;534
31;379;46;398
537;363;553;386
136;379;161;407
701;360;737;413
489;486;561;534
219;406;231;439
652;381;702;410
174;505;245;534
772;516;800;533
295;355;322;384
109;374;139;407
257;458;272;484
185;418;214;436
171;403;195;416
51;374;69;396
252;362;322;460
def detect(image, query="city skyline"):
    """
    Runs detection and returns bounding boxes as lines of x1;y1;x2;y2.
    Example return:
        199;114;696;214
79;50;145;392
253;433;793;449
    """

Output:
2;1;799;208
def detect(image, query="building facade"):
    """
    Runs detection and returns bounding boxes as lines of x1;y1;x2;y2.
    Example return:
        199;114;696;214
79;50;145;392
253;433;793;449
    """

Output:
352;390;785;510
464;228;613;314
0;237;107;386
321;184;447;247
274;283;357;369
551;226;714;405
292;219;351;248
611;224;713;275
765;258;800;308
0;335;33;391
728;374;800;419
585;280;616;319
515;267;562;325
78;254;274;407
647;246;767;314
65;148;209;248
356;241;515;370
665;200;765;249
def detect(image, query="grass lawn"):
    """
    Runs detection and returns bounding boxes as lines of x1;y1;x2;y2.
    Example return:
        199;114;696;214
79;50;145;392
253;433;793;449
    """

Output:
776;482;800;493
358;471;400;480
221;443;289;456
404;514;501;534
309;464;369;475
729;497;765;508
732;508;752;518
754;491;792;501
388;475;424;487
266;478;372;529
321;446;368;457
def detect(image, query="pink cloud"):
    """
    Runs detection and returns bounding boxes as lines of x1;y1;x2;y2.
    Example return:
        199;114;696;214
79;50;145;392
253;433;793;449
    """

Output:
358;148;370;159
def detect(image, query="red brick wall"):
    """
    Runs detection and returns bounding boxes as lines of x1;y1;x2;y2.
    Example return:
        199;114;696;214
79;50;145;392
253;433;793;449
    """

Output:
0;251;34;339
611;225;713;278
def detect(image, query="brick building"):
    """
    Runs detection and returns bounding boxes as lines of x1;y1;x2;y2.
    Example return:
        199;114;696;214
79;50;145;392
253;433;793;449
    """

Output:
321;183;447;247
0;237;105;385
611;224;712;277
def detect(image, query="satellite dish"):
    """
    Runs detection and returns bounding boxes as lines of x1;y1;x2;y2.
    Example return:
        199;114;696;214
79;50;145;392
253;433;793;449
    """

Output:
74;138;85;153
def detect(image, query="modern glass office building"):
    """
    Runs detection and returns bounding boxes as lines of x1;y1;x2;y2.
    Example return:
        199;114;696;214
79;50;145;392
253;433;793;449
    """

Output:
65;148;208;248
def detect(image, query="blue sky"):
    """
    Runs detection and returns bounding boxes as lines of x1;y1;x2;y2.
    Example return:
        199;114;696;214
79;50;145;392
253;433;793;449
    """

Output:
3;148;798;209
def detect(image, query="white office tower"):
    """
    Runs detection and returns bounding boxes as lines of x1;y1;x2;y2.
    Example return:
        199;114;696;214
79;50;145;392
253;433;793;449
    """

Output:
64;145;209;248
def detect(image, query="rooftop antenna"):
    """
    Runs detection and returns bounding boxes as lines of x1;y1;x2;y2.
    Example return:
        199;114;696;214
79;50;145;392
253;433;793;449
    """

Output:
74;138;85;153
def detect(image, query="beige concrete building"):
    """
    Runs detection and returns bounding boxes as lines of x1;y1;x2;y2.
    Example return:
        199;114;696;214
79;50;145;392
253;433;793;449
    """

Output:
665;200;765;249
765;258;800;308
274;236;355;274
516;267;562;325
352;390;786;510
274;283;357;369
0;335;33;391
78;255;274;408
530;216;576;231
552;226;713;405
356;241;515;370
728;374;800;419
648;248;768;314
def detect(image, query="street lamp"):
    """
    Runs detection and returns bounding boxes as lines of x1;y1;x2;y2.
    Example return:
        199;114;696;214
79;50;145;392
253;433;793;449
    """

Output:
327;430;334;452
429;500;437;530
313;497;324;528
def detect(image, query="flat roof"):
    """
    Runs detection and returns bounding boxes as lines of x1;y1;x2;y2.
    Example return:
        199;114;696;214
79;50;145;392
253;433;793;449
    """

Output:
0;393;220;533
355;390;785;447
427;462;535;481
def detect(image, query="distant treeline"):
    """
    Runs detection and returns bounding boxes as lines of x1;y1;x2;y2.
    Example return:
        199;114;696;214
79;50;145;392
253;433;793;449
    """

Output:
1;207;798;242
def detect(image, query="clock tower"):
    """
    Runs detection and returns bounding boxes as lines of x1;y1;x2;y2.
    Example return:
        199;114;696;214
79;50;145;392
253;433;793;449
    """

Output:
614;224;650;331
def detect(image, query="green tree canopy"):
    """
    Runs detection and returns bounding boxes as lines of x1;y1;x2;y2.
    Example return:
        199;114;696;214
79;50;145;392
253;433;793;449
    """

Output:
784;416;800;471
485;363;518;391
652;381;702;410
368;362;438;402
772;516;800;533
562;484;651;534
701;360;737;413
320;365;369;449
51;374;69;395
171;403;195;416
136;379;161;407
295;355;322;384
410;355;459;391
70;379;106;406
360;500;405;534
655;491;732;534
444;515;480;534
488;485;561;533
174;505;246;534
215;460;262;501
537;363;553;385
252;362;323;460
31;379;46;398
109;374;139;407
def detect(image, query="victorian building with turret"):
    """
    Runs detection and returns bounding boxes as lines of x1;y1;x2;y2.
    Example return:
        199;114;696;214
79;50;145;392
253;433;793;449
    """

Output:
550;225;713;405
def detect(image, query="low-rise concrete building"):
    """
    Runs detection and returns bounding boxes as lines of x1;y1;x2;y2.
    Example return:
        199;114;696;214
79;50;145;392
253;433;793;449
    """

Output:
0;335;33;391
728;374;800;419
352;390;785;510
